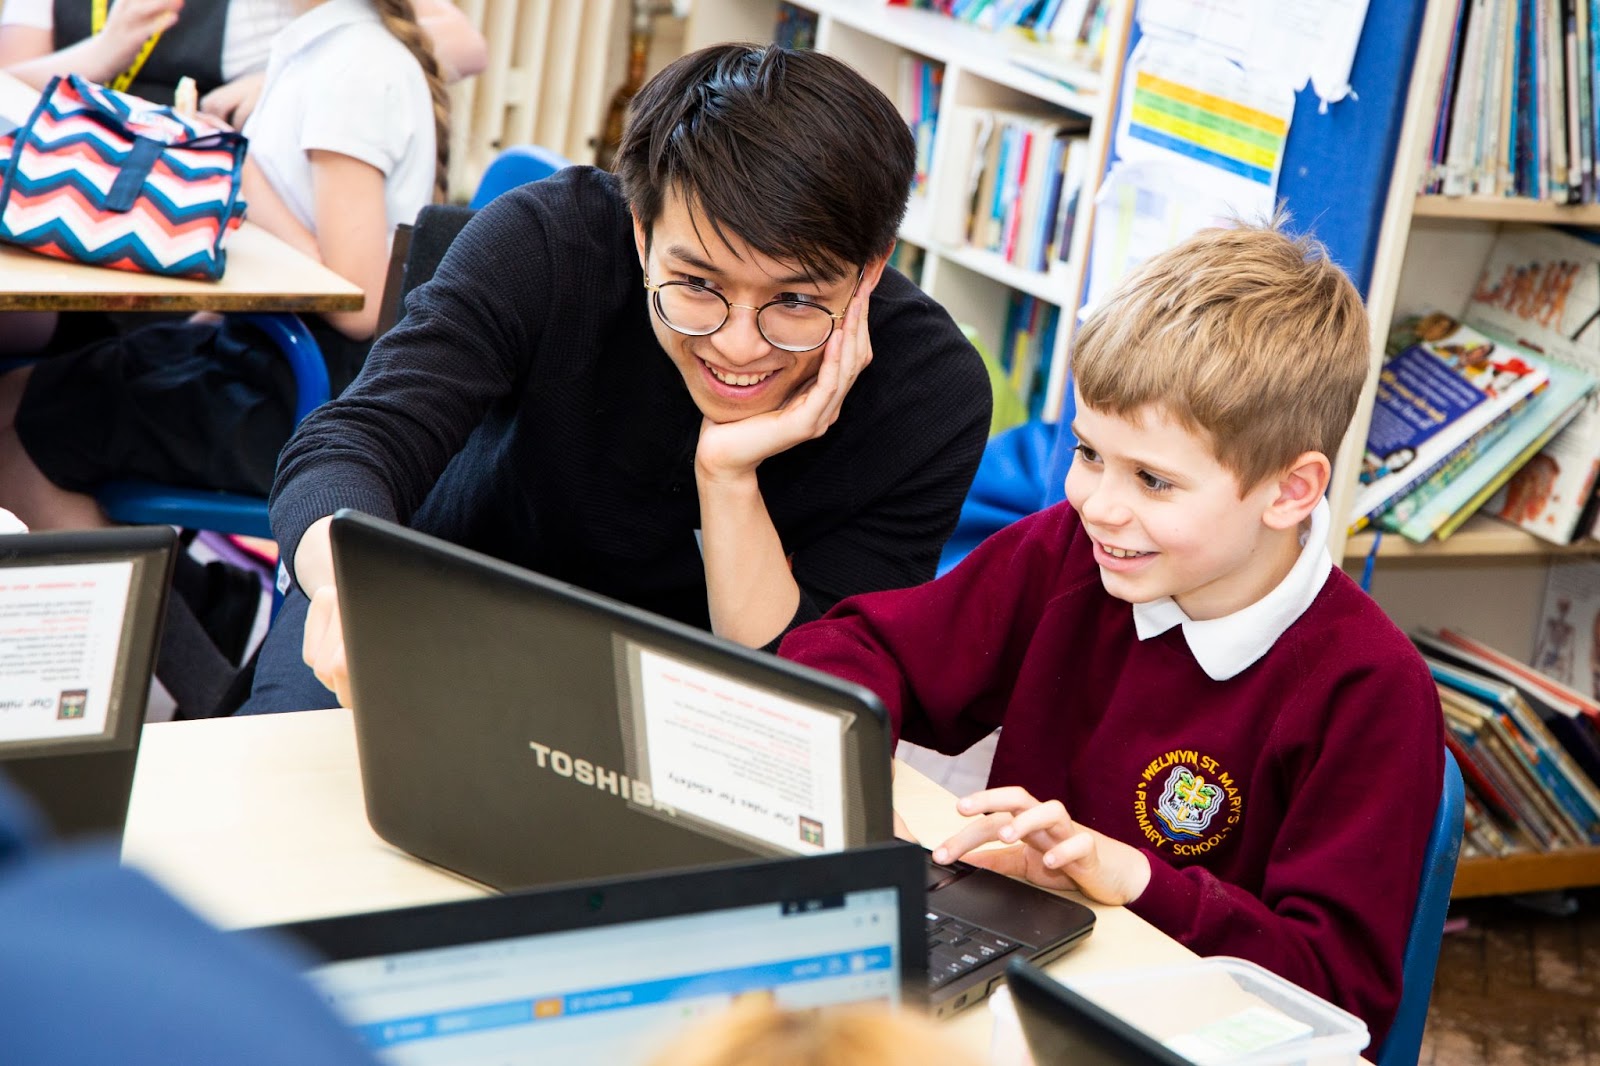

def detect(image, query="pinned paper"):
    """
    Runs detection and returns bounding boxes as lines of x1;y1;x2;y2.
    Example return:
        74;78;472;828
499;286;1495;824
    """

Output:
1247;0;1370;107
1085;159;1273;311
1139;0;1372;109
1116;38;1294;189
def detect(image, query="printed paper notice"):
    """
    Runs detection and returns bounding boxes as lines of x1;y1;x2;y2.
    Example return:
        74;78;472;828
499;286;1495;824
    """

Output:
1086;159;1269;311
633;648;845;855
1116;38;1294;190
0;561;132;744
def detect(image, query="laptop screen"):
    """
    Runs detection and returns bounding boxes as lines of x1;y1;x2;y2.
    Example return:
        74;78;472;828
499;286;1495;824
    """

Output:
0;533;170;754
309;888;900;1063
284;846;922;1064
0;527;174;839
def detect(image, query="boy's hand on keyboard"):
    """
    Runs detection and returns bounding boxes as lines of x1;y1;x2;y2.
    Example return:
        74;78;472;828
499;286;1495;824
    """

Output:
930;786;1151;906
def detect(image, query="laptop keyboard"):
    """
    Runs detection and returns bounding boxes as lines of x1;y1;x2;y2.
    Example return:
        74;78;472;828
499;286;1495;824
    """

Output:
922;856;1022;989
925;909;1019;988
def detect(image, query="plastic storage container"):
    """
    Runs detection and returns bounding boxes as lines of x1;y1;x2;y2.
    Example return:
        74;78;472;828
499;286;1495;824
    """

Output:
988;956;1370;1066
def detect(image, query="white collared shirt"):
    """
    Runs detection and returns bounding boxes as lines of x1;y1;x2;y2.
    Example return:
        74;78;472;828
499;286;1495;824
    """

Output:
1131;497;1334;681
242;0;434;237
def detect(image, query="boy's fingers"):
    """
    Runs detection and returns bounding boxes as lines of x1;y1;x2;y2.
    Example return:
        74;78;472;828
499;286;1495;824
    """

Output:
1042;833;1095;871
997;799;1071;845
952;842;1030;881
931;812;1011;865
955;785;1040;817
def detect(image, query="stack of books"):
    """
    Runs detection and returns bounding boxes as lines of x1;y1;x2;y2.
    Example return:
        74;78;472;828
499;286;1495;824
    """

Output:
1425;0;1600;204
1000;292;1061;422
897;57;944;199
935;105;1089;275
1418;628;1600;857
887;0;1113;64
1349;224;1600;543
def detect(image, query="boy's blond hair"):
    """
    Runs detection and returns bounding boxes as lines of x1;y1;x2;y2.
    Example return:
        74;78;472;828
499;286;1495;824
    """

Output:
646;1000;979;1066
1071;221;1369;493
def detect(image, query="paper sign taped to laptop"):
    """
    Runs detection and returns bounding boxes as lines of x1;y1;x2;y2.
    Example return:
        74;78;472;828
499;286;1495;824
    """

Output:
626;645;846;855
0;560;132;745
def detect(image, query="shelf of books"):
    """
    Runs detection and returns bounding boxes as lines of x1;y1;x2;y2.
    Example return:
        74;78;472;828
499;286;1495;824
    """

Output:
1414;629;1600;898
1333;0;1600;899
1414;195;1600;225
1345;515;1600;562
686;0;1131;423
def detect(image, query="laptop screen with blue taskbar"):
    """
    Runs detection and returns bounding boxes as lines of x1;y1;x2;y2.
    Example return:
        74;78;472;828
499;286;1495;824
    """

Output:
275;845;924;1065
309;889;899;1064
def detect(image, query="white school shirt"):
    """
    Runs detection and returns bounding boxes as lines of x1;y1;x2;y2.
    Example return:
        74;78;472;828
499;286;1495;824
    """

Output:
0;0;287;83
241;0;434;237
1131;496;1335;681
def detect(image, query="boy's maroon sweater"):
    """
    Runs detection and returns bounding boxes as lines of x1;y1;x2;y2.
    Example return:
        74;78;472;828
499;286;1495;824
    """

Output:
780;500;1444;1047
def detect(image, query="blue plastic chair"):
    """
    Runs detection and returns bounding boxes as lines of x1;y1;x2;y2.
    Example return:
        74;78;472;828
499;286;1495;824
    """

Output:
468;145;573;210
94;312;330;539
937;380;1077;575
1376;748;1465;1066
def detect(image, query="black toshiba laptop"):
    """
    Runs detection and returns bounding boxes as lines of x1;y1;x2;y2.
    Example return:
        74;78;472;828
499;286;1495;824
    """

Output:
259;843;925;1062
0;526;175;840
329;510;1094;1017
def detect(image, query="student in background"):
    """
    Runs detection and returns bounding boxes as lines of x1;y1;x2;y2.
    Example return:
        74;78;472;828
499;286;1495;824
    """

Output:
242;44;990;713
0;0;445;555
0;0;485;114
0;0;485;355
647;1000;978;1066
780;222;1444;1048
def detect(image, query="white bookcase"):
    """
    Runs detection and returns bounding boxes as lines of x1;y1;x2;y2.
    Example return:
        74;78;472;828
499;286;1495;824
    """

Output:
1331;0;1600;643
682;0;1133;421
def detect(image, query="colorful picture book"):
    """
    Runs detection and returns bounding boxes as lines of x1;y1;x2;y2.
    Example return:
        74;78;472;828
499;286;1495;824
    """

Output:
1470;225;1600;542
1351;315;1551;531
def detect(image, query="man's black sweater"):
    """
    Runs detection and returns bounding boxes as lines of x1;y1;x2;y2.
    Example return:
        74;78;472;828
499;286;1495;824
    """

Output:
270;167;991;639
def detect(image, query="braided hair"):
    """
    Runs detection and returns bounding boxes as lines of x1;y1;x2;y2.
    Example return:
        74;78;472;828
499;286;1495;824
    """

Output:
369;0;451;201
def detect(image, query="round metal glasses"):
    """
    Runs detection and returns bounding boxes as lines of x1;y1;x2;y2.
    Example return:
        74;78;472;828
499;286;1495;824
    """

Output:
643;270;863;353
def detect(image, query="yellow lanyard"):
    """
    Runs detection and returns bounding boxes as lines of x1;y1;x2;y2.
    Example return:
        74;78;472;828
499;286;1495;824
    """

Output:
90;0;165;93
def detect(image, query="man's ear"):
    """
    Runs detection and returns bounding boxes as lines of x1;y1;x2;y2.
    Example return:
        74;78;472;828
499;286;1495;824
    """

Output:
631;210;649;272
1262;451;1331;531
859;245;893;297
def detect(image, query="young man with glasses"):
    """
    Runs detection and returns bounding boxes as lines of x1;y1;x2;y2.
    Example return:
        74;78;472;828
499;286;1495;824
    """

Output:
241;43;991;711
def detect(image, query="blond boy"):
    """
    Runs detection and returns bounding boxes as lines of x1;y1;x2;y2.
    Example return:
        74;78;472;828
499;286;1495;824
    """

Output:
780;223;1444;1047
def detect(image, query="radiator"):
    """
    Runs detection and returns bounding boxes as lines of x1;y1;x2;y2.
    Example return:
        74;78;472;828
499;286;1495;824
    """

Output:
447;0;624;198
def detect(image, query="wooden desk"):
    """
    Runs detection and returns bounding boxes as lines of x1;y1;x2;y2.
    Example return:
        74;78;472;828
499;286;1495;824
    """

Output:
122;710;1197;1057
0;73;363;313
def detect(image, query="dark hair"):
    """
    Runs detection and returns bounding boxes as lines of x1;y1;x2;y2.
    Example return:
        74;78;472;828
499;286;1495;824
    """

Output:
614;44;915;282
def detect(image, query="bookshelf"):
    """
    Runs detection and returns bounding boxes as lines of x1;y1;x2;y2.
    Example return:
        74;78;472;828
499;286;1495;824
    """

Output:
1414;194;1600;225
1342;0;1600;897
681;0;1134;422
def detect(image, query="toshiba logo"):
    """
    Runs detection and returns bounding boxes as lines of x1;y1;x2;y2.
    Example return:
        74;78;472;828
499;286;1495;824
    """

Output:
528;741;676;814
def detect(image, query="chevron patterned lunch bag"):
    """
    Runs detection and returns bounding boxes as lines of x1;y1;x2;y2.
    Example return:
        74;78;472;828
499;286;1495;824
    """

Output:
0;75;247;280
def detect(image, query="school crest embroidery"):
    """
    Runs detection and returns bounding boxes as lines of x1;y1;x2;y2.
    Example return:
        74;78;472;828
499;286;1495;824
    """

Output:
1133;749;1243;859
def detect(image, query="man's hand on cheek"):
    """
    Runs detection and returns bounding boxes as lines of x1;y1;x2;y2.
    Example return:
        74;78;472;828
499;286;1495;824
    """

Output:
694;283;875;483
